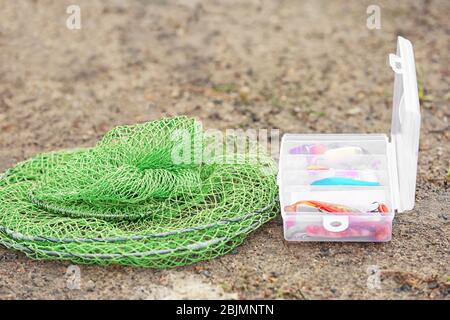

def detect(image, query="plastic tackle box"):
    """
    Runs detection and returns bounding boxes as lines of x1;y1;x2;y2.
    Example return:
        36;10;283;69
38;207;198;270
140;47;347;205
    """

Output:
278;37;421;242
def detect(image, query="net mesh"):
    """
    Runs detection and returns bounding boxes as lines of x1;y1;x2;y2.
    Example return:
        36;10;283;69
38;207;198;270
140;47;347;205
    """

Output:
0;116;278;268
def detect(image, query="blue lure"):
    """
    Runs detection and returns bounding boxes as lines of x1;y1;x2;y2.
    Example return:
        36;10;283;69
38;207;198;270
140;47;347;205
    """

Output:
311;177;380;186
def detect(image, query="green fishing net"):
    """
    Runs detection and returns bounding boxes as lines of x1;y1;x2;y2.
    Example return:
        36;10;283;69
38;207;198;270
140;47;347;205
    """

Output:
0;117;278;268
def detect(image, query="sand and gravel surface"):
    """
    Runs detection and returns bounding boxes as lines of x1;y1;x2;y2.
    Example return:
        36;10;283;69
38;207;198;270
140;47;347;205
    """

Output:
0;0;449;299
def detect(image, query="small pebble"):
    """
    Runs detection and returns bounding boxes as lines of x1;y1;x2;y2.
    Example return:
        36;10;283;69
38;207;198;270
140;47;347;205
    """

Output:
346;107;362;115
427;282;438;289
399;284;411;292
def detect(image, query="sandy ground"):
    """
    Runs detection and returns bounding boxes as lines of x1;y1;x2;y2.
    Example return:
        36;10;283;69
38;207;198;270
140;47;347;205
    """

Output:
0;0;449;299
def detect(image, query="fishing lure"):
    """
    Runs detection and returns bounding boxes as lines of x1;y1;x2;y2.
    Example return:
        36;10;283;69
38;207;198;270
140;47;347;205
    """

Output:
305;222;391;241
284;200;359;213
284;200;389;214
324;146;364;158
310;177;380;186
306;165;329;170
289;144;326;155
369;202;389;214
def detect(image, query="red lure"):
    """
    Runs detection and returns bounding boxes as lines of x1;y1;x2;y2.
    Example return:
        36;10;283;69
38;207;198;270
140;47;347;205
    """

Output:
285;200;389;215
284;200;358;213
306;223;391;241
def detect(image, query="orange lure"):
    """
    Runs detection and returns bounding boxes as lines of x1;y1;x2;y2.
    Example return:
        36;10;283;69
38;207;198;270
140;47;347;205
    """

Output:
371;202;389;214
284;200;390;215
284;200;359;213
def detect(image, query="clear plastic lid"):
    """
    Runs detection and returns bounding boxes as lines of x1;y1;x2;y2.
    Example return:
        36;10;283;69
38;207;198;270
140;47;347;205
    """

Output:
389;37;421;212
